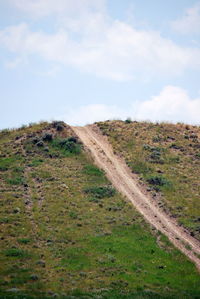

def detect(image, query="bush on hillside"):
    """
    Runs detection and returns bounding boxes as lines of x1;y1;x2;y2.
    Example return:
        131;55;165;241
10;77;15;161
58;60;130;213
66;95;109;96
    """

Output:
146;175;171;187
84;186;116;199
52;121;65;131
52;137;81;154
42;132;53;142
125;118;132;124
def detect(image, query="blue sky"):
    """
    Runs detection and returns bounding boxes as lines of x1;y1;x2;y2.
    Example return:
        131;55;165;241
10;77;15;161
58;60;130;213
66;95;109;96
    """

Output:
0;0;200;129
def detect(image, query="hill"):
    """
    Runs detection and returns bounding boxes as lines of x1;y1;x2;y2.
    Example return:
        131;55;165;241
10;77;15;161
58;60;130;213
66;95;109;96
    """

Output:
0;121;200;298
97;120;200;241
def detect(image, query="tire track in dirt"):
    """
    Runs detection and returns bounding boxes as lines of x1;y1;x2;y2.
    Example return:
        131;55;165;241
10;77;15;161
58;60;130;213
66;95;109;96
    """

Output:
72;124;200;271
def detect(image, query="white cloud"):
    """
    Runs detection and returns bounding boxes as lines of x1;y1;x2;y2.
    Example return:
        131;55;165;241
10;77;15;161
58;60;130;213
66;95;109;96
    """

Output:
60;86;200;125
10;0;106;18
60;104;124;126
1;20;200;81
134;86;200;124
171;2;200;34
0;1;200;80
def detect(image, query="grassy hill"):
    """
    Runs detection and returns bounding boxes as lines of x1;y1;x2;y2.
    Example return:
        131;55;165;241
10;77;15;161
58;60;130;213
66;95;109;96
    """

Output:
0;121;200;298
97;120;200;241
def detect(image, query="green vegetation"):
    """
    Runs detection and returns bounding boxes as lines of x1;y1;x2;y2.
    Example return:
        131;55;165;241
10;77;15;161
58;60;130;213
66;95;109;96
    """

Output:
28;159;44;167
0;157;17;171
146;175;172;191
4;248;30;258
51;137;81;155
125;117;132;124
84;185;116;198
17;238;31;244
82;164;104;176
97;120;200;240
0;121;200;298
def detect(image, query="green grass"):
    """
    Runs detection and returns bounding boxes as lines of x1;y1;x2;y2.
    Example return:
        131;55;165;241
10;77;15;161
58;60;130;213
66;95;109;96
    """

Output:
0;121;200;298
51;137;82;155
82;164;104;176
146;175;173;191
6;176;24;185
0;157;17;171
17;238;31;244
28;159;44;167
97;120;200;240
84;186;116;198
4;248;30;258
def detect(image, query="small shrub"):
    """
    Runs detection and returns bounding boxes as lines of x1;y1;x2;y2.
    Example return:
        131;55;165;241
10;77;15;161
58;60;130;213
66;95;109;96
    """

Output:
84;186;116;198
68;136;78;143
52;121;65;131
149;151;164;164
69;211;78;219
195;152;200;159
143;144;151;151
42;132;53;141
32;136;40;144
144;146;165;164
83;165;104;176
0;128;11;136
17;238;31;244
0;157;15;171
29;159;43;167
86;197;100;203
6;176;24;185
13;165;24;172
36;140;44;147
4;248;29;258
152;136;162;142
131;161;151;174
169;143;183;150
19;124;27;130
150;151;161;160
28;122;36;127
52;137;81;154
146;175;172;188
125;118;132;124
185;125;190;130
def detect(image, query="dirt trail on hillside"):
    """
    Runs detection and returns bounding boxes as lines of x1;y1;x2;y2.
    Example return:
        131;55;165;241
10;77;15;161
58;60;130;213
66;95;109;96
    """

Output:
72;124;200;271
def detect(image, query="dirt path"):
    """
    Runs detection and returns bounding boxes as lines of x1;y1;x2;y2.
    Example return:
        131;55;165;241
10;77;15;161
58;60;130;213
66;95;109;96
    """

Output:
72;124;200;271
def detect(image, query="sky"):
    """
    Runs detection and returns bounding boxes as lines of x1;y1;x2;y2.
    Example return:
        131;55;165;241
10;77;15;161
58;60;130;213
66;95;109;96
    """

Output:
0;0;200;129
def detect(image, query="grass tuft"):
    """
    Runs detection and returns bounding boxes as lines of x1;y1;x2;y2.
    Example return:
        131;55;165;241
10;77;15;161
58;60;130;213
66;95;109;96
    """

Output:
84;186;116;198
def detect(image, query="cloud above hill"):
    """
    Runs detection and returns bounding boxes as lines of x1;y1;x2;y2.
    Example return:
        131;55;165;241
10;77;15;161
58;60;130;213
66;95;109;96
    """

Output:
134;86;200;124
62;86;200;125
0;1;200;81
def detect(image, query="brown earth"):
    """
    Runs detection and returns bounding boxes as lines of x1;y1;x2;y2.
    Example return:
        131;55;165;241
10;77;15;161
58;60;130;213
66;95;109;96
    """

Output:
72;124;200;271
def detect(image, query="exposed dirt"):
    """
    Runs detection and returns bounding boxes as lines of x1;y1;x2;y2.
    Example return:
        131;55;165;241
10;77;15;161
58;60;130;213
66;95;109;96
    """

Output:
72;124;200;271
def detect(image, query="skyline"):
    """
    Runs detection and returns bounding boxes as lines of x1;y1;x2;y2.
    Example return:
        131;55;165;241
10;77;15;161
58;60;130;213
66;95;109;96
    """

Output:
0;0;200;129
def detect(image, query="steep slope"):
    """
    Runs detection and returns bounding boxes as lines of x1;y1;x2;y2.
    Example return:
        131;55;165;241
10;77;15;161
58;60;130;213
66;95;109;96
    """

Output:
0;122;200;298
97;120;200;241
73;125;200;270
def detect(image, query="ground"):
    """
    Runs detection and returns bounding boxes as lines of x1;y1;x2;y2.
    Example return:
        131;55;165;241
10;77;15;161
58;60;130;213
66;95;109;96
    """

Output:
0;121;200;298
97;120;200;241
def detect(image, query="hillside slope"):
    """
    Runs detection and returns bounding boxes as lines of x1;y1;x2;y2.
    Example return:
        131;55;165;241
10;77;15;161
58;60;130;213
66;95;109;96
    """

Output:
0;122;200;298
97;120;200;241
73;125;200;270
